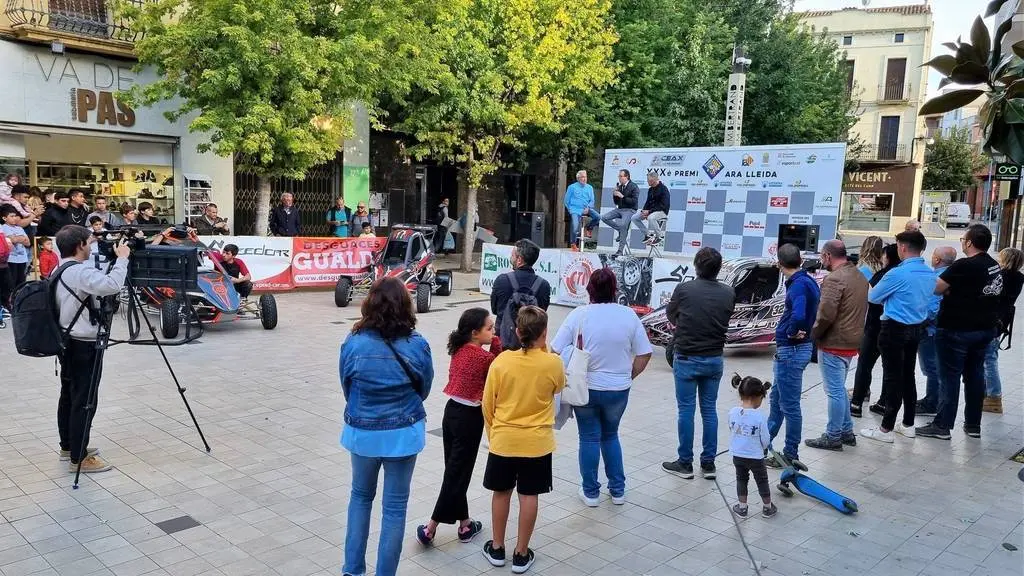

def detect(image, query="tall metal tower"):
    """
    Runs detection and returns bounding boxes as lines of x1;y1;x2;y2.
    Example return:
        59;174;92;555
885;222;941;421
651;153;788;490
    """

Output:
723;46;752;147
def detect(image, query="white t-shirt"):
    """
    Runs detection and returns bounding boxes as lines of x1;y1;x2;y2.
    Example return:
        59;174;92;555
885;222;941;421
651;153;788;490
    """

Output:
728;406;770;460
551;303;653;391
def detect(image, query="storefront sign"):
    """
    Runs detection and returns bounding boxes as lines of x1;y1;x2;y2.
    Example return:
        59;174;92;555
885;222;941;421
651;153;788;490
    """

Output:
994;162;1021;181
72;88;136;127
842;165;916;218
290;237;385;287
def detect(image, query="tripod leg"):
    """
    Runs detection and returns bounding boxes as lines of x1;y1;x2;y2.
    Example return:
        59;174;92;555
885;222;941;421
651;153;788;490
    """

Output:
72;338;107;489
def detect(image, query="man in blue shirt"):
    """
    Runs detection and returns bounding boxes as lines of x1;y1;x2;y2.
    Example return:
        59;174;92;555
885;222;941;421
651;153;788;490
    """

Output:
916;246;956;417
860;231;934;443
766;244;820;468
564;170;596;249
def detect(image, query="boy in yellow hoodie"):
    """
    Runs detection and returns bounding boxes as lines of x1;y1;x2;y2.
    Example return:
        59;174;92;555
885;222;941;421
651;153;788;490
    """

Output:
481;306;566;574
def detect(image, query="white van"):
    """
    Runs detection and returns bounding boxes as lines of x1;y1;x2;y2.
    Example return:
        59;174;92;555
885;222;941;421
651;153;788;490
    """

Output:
946;203;971;228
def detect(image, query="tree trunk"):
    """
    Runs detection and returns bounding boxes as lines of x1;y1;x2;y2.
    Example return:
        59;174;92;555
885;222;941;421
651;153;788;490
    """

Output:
255;176;272;236
554;150;568;247
461;150;477;273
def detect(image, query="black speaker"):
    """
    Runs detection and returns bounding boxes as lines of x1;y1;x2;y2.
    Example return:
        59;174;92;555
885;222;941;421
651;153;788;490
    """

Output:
516;211;546;246
777;224;819;253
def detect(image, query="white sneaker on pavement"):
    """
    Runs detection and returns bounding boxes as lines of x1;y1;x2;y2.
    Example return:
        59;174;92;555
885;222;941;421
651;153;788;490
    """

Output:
859;427;894;444
895;422;916;438
578;487;599;508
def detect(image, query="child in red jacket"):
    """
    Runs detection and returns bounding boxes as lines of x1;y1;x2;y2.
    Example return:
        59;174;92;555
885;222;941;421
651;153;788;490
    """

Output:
417;307;501;546
38;237;59;278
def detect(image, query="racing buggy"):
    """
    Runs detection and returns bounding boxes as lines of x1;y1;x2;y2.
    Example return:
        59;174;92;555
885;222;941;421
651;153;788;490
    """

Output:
636;256;827;366
334;224;453;313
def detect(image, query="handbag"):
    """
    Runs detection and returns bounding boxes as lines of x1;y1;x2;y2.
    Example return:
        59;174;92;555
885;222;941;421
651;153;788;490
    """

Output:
384;339;425;398
561;308;590;407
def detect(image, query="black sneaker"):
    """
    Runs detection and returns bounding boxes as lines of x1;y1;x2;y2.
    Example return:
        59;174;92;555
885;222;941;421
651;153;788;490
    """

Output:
700;461;716;479
662;460;694;479
458;520;483;543
512;548;536;574
765;454;784;469
841;432;857;447
763;503;778;517
963;426;981;439
915;400;937;417
732;503;749;517
850;403;862;418
804;433;843;451
916;423;951;440
868;403;886;416
483;540;506;567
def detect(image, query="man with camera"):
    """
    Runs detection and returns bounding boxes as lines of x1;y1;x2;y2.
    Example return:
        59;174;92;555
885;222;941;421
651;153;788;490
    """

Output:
54;225;130;473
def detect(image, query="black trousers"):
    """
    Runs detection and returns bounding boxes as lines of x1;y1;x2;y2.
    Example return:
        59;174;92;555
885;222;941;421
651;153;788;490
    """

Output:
431;399;484;524
236;280;253;299
0;266;12;308
8;261;27;290
879;320;922;430
733;456;770;501
851;320;881;406
58;339;102;463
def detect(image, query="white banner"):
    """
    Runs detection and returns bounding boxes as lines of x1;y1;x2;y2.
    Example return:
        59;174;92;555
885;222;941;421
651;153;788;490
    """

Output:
557;252;603;307
199;236;293;290
479;243;560;298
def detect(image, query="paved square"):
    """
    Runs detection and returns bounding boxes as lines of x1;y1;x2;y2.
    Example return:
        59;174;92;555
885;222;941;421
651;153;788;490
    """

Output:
1;281;1021;576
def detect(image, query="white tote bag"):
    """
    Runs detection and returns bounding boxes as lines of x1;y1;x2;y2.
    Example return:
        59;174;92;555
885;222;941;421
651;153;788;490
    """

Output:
561;309;590;407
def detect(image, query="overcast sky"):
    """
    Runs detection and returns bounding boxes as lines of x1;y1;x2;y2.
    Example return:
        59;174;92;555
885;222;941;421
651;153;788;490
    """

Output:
793;0;991;97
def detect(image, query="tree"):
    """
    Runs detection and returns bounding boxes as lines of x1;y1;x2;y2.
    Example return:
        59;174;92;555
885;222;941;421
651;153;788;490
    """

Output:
923;126;987;192
119;0;442;235
396;0;617;271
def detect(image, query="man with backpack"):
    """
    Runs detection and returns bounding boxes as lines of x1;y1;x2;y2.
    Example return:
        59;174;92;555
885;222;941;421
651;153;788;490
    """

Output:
490;239;551;350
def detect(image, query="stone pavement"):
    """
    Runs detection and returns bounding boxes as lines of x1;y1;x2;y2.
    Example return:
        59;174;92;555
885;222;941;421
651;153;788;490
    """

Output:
0;282;1022;576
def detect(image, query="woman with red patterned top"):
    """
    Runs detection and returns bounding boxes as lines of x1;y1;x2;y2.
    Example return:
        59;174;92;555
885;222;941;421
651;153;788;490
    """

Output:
416;308;501;546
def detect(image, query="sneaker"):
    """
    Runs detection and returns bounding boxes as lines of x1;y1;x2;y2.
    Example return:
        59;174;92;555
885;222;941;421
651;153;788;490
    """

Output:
859;427;894;444
804;433;843;451
68;455;112;473
578;486;599;507
416;525;434;546
610;493;626;506
895;423;916;439
982;396;1003;414
963;426;981;439
482;541;506;567
841;432;857;447
700;461;716;479
850;403;862;418
916;423;952;440
458;520;483;543
732;503;748;518
762;503;778;517
868;403;886;416
662;460;694;479
59;447;98;461
764;454;785;469
915;400;937;417
511;548;536;574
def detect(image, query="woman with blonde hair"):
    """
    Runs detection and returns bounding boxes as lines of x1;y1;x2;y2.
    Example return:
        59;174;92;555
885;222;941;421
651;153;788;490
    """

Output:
983;247;1024;413
857;235;884;280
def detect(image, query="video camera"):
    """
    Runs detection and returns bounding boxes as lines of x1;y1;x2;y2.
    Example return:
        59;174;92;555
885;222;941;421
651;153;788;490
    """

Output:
93;225;148;260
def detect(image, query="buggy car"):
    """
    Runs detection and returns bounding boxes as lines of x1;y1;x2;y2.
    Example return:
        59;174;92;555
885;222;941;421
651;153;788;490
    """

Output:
636;255;827;366
334;224;453;313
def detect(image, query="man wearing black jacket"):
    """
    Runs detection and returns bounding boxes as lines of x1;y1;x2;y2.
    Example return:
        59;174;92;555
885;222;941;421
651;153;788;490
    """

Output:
269;192;301;236
600;169;639;255
632;172;670;245
38;191;72;236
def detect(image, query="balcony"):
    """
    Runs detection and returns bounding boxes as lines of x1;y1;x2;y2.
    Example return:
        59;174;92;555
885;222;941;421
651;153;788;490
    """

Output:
855;143;910;164
4;0;145;49
877;83;912;103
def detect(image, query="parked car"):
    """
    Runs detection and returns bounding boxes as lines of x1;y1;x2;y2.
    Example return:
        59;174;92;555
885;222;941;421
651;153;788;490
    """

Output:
946;202;972;228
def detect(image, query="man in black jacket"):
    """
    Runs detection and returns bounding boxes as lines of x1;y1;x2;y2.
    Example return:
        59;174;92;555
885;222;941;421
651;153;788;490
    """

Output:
490;239;551;347
269;192;301;236
38;191;72;236
600;169;639;255
632;172;671;245
67;189;90;228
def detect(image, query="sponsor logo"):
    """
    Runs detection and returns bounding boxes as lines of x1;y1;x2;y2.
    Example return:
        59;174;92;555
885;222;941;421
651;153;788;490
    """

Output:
806;154;817;164
770;196;789;208
669;180;687;188
788;180;809;189
768;243;778;256
742;154;755;166
691;178;709;188
723;241;742;251
726;197;746;205
744;219;766;230
611;155;621;166
650;154;687;166
723;170;778;178
713;180;733;188
688;196;707;206
483;252;508;272
690;240;702;247
765;181;784;188
702;154;725;179
814;195;838;210
704;214;724;227
737;179;757;188
819;152;838;163
563;258;595;299
627;157;638;165
205;240;290;258
761;152;771;166
777;152;800;166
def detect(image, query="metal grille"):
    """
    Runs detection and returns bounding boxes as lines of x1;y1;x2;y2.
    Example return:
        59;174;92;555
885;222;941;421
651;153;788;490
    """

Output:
233;156;341;236
4;0;146;42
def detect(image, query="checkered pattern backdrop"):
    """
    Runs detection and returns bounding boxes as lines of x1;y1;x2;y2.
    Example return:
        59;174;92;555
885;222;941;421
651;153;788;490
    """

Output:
598;144;845;258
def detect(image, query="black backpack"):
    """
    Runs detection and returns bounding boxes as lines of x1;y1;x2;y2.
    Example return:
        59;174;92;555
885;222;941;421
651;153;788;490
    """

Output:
11;262;90;357
498;273;543;350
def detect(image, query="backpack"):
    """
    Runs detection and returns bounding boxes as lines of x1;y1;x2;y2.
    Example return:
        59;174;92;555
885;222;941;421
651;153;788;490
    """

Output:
0;232;10;265
498;273;544;350
11;262;91;357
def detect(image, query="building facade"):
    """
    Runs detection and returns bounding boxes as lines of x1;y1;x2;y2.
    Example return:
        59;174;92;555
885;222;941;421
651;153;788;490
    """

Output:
799;4;933;234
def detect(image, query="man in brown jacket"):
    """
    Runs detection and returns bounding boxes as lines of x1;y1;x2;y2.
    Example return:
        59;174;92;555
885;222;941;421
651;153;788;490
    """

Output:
806;240;869;451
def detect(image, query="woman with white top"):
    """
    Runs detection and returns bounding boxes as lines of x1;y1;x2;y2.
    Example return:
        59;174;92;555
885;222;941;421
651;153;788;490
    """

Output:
552;268;653;506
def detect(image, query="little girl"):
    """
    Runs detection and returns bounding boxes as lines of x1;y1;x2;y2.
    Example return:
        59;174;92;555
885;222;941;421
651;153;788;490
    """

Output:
417;308;501;546
728;374;776;518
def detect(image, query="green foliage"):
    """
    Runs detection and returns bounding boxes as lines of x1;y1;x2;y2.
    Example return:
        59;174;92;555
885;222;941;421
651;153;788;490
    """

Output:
923;126;987;192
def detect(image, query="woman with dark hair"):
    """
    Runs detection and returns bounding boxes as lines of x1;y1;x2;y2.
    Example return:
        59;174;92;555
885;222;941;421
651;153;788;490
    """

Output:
850;243;902;417
340;277;433;576
551;267;653;507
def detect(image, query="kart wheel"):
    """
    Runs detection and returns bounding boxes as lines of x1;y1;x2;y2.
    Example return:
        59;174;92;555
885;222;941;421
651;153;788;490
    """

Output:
665;339;675;367
435;270;453;296
415;283;431;313
777;483;794;497
160;299;181;339
335;277;352;308
259;294;278;330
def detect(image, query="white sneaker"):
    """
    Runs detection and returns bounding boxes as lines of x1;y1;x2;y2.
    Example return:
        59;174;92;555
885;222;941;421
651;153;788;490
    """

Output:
895;423;916;438
859;427;894;444
611;493;626;506
578;487;599;507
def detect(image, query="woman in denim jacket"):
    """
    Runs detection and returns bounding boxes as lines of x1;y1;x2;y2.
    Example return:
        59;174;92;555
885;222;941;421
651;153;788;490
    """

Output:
340;277;433;576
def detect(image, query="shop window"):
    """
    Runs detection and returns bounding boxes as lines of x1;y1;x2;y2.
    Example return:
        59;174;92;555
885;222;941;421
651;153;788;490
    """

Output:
34;162;176;224
839;193;893;232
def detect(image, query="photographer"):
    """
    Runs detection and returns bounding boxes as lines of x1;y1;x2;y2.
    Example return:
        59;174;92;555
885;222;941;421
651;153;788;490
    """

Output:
54;225;129;473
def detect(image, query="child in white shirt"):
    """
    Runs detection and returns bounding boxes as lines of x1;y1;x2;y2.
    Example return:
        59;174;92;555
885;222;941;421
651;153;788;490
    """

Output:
728;374;776;518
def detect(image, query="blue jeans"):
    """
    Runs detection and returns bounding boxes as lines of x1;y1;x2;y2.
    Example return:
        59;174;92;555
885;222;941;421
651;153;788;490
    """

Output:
768;343;812;460
568;211;599;243
574;389;630;498
344;454;417;576
819;351;854;440
934;328;995;431
984;337;1001;397
917;329;941;410
673;355;724;465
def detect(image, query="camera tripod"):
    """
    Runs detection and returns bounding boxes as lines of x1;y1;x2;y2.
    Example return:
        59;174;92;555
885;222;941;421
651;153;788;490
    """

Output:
71;269;210;488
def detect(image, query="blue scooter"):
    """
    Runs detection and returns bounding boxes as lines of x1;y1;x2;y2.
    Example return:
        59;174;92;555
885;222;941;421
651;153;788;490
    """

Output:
771;449;858;514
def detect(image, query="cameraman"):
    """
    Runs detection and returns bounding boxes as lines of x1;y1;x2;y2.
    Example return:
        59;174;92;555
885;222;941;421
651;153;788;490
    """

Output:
54;225;129;474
